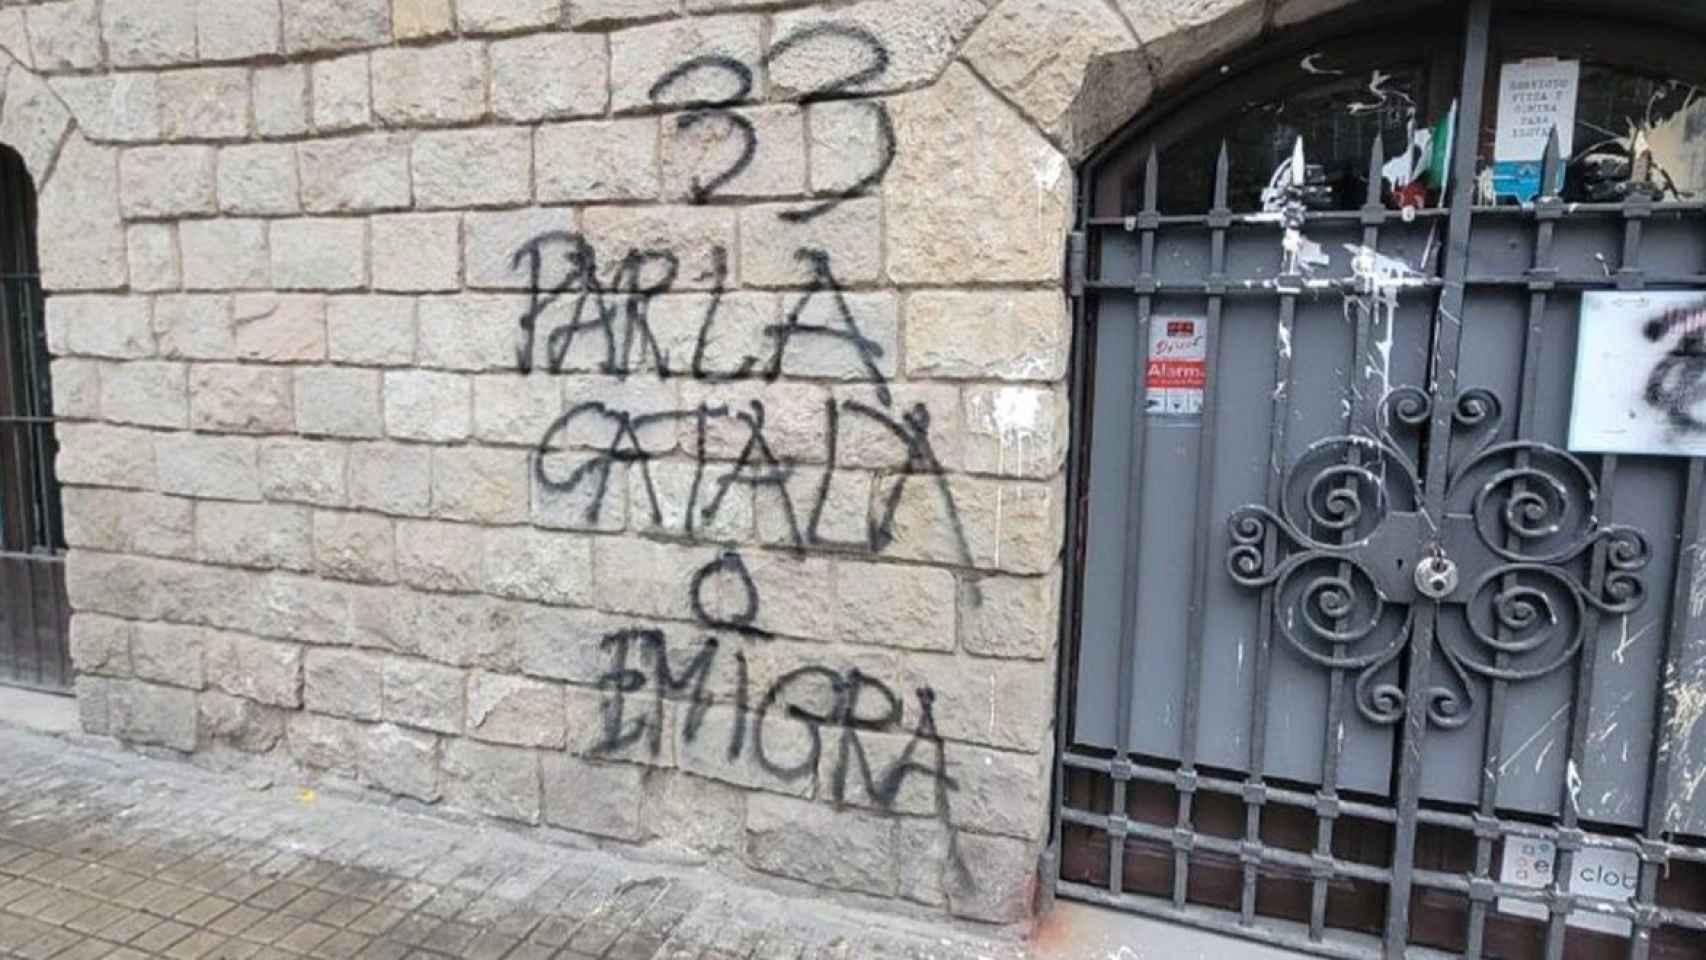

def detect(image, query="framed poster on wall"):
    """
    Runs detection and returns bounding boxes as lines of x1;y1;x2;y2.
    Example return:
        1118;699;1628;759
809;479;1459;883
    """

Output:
1569;290;1706;457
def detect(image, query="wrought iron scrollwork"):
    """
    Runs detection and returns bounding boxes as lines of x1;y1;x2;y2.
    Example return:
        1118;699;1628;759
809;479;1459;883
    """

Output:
1226;383;1652;730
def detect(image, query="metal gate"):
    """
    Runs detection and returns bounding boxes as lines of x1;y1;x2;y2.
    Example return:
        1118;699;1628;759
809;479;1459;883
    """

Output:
0;144;69;694
1057;1;1706;957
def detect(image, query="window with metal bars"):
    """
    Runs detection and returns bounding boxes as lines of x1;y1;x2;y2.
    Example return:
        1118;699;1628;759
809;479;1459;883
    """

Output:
0;142;70;692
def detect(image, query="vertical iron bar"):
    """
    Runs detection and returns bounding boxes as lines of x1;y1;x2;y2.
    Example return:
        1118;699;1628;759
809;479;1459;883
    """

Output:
19;279;50;687
1108;148;1162;896
1049;173;1095;904
1466;130;1562;960
1542;455;1615;960
1385;1;1492;955
1547;176;1649;960
1175;142;1231;908
1309;135;1390;940
1629;459;1705;960
27;282;60;553
1237;156;1308;923
0;556;12;684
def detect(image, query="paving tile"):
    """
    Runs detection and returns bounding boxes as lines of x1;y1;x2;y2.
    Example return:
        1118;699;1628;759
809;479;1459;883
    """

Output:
353;938;412;960
37;890;103;925
53;937;123;960
176;894;240;926
282;888;340;919
0;915;55;951
96;908;165;945
348;904;408;936
217;939;266;960
461;931;520;960
221;873;278;902
414;887;476;919
5;884;62;917
0;841;31;867
290;860;342;887
530;916;580;947
418;920;480;954
489;909;544;940
276;920;340;954
238;911;302;945
164;929;234;960
15;926;84;960
87;868;149;901
31;855;88;883
388;913;441;946
609;934;669;960
0;876;44;909
139;883;205;918
254;852;307;879
249;881;312;911
322;866;395;899
316;896;372;928
569;923;625;956
104;846;169;876
210;904;268;936
66;900;134;935
4;850;56;876
311;929;374;960
133;919;198;954
382;883;438;912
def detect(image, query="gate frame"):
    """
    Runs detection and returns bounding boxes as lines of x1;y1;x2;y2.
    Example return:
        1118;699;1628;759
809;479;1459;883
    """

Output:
1048;1;1706;956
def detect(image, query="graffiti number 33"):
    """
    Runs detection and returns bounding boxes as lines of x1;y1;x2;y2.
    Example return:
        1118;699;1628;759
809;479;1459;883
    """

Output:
646;23;897;222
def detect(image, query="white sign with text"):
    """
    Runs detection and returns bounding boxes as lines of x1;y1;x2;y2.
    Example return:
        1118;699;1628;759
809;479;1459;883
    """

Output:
1497;837;1639;937
1569;290;1706;457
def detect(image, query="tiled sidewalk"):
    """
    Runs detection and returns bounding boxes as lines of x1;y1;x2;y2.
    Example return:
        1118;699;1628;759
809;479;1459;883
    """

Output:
0;726;1029;960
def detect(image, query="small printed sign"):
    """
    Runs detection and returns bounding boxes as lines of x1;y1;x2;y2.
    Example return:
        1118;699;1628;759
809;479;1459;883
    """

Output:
1497;837;1638;937
1145;316;1206;416
1569;291;1706;457
1492;58;1579;202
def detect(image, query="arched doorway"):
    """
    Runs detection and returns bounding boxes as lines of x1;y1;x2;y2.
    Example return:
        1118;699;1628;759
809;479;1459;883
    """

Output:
0;143;69;693
1056;0;1706;956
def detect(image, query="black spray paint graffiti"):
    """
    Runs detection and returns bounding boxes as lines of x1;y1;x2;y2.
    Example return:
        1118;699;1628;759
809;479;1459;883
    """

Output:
513;229;977;569
533;393;973;564
592;552;973;883
648;22;898;220
1643;300;1706;434
512;237;888;394
502;16;975;572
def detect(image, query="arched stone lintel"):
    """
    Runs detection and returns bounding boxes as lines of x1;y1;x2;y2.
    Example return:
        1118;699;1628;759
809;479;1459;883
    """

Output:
0;49;120;293
964;0;1365;163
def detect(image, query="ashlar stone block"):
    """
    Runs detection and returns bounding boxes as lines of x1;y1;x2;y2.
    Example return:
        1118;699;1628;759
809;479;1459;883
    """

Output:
299;134;410;213
381;656;464;734
196;0;281;61
744;794;897;897
371;44;485;126
311;54;371;132
283;0;390;54
120;148;216;219
467;671;565;748
886;64;1069;285
442;739;540;824
492;33;607;121
188;363;294;434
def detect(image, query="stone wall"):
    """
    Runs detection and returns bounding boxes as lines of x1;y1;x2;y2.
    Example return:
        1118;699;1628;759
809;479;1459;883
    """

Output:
6;0;1348;928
